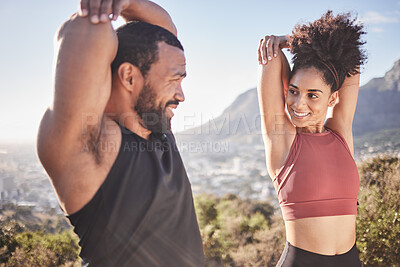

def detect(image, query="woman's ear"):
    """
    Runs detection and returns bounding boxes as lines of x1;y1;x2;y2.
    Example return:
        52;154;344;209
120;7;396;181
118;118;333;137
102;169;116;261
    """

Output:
328;91;339;107
117;63;144;92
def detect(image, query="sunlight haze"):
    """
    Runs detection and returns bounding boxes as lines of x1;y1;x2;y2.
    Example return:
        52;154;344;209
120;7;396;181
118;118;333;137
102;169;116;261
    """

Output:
1;0;399;142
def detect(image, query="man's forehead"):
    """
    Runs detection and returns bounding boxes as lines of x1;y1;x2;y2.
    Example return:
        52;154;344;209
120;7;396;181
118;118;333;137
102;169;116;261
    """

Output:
157;42;185;60
156;42;186;74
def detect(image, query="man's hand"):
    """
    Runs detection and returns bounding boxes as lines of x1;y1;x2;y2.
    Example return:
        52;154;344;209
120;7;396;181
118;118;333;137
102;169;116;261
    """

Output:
80;0;131;24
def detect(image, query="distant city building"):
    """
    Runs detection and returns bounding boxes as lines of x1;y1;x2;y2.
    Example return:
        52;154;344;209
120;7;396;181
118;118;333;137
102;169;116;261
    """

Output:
0;176;16;192
0;176;19;208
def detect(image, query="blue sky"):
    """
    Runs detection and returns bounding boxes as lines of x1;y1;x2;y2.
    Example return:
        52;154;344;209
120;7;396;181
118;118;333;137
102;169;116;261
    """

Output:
0;0;399;142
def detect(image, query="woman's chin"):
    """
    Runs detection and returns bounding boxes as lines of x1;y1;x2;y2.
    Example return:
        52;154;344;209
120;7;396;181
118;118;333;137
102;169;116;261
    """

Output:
290;117;308;127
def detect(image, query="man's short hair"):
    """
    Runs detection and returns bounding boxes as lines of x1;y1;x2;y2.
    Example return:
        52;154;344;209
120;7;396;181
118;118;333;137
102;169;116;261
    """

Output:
111;21;184;77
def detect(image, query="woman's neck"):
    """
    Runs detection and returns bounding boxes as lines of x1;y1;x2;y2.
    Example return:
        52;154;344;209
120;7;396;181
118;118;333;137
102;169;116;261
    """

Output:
296;125;326;134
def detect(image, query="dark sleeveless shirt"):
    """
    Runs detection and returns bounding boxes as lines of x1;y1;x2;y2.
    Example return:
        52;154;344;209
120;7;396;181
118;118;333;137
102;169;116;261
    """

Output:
67;124;205;266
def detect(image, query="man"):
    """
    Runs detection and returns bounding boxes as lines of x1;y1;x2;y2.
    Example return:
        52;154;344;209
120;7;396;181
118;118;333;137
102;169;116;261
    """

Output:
37;0;205;266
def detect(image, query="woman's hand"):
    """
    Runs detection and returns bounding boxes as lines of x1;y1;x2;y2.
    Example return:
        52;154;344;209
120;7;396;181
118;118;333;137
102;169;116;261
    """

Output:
79;0;132;23
258;35;290;65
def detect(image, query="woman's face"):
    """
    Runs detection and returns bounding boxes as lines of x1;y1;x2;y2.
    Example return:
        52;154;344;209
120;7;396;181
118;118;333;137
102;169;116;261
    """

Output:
286;67;338;130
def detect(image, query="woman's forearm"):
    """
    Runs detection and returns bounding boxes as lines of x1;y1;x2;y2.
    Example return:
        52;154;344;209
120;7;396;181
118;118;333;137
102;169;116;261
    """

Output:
280;49;290;95
257;35;292;135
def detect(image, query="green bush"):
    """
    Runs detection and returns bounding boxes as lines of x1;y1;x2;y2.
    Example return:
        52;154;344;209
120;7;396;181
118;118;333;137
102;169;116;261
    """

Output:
12;230;79;266
0;221;24;263
356;156;400;266
0;220;80;266
195;156;400;266
1;155;398;266
194;193;284;266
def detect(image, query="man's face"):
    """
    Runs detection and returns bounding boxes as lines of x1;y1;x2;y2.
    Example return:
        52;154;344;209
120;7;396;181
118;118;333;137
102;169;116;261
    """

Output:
134;42;186;134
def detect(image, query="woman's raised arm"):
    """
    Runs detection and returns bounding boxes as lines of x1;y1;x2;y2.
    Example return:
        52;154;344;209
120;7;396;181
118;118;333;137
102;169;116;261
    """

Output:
257;35;296;178
325;71;360;156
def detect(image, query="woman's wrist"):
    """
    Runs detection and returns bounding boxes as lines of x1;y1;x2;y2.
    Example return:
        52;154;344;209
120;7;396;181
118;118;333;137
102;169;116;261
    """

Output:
279;35;290;49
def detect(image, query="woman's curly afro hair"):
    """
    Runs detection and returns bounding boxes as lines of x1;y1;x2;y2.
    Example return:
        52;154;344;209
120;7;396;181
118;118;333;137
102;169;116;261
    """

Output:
289;10;367;93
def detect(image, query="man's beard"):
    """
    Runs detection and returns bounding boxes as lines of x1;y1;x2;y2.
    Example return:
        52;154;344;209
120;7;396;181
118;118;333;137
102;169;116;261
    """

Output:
134;83;175;134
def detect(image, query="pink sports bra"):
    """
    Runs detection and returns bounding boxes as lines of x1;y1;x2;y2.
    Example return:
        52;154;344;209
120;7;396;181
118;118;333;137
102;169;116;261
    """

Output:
273;128;359;221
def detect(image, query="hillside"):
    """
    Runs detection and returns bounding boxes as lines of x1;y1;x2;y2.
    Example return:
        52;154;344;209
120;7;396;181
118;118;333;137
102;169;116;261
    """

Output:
353;59;400;135
2;156;398;266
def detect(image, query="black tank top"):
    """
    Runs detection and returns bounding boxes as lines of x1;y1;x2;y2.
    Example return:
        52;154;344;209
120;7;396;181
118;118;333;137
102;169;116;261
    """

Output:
67;124;205;266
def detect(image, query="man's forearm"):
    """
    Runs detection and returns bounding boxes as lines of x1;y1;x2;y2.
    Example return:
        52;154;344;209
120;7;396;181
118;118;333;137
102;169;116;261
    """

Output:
121;0;177;36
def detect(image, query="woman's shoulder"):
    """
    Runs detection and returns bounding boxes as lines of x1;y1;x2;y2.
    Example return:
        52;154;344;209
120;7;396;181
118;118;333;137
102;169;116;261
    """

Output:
325;123;354;157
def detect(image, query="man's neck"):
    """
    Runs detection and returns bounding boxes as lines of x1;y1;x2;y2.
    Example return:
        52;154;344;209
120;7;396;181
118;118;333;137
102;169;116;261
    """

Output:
106;113;152;140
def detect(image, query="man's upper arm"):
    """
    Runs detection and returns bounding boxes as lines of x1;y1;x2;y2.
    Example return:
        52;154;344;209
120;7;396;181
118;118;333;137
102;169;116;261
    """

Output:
38;14;118;170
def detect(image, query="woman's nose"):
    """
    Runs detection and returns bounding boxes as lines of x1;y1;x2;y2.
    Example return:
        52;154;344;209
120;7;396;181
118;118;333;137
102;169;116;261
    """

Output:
294;94;307;108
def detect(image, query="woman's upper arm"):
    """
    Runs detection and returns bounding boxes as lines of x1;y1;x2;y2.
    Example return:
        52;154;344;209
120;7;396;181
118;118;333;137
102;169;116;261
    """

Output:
332;73;360;126
325;73;360;156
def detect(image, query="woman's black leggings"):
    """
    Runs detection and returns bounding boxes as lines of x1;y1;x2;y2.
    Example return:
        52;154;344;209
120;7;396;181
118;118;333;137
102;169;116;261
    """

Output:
276;241;362;267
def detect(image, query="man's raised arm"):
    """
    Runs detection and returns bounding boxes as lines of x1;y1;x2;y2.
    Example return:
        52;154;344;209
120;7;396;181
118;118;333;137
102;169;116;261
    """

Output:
80;0;177;35
37;14;117;174
38;0;177;178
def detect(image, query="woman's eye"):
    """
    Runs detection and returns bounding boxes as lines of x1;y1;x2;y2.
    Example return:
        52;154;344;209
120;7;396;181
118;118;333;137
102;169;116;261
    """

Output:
308;94;317;98
289;89;297;94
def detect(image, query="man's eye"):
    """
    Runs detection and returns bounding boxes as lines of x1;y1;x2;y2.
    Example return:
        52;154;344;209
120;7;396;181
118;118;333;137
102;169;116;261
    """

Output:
289;89;297;94
308;94;317;98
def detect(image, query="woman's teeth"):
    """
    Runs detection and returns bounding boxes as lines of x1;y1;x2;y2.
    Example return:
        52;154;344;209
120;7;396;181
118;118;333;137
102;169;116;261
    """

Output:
293;110;310;118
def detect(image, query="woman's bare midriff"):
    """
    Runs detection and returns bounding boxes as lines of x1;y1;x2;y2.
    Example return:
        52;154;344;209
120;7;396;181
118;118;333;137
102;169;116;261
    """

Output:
284;214;357;255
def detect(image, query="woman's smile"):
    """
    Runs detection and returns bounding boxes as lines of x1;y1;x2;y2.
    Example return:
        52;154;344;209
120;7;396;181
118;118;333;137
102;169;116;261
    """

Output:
291;108;311;119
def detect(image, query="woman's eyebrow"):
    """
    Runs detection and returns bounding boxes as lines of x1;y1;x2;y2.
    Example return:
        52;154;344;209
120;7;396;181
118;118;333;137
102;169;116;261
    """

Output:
308;89;323;93
289;84;323;93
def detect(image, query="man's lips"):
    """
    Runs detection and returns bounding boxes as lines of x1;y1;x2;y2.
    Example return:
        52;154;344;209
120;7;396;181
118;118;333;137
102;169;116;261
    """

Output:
166;104;178;117
167;104;178;109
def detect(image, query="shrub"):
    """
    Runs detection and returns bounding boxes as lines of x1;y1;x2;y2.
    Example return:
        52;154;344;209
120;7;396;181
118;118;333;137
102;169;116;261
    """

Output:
0;221;24;263
194;193;284;266
0;220;80;266
356;156;400;265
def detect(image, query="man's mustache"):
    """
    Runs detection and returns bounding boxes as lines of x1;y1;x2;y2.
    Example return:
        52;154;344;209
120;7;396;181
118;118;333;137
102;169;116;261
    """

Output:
165;100;180;107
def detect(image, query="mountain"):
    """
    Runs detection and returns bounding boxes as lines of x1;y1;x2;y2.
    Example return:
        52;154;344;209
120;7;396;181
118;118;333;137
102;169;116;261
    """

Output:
176;88;262;148
353;59;400;135
360;60;400;92
176;59;400;148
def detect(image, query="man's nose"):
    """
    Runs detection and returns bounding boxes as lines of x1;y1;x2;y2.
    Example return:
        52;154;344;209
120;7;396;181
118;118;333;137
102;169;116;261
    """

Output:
175;85;185;102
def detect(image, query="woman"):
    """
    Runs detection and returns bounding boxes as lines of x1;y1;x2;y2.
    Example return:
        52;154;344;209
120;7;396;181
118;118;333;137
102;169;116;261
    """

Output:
257;11;367;266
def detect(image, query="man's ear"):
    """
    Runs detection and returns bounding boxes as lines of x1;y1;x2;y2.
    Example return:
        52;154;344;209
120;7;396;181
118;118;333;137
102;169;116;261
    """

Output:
117;63;144;92
328;91;339;107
